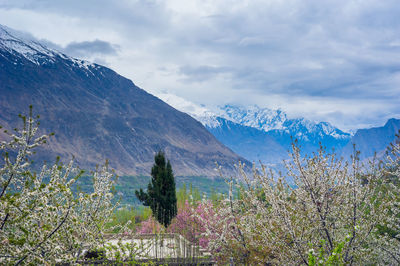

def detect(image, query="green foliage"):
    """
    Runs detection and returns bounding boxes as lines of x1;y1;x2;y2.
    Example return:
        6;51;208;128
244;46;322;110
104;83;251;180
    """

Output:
139;205;152;221
106;208;136;233
189;183;202;202
176;183;218;208
75;174;229;217
178;176;229;198
135;151;177;227
308;238;347;266
73;175;230;206
210;187;226;205
176;183;189;207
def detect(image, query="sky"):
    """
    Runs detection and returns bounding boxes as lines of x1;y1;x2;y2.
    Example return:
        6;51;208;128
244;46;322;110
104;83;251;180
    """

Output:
0;0;399;131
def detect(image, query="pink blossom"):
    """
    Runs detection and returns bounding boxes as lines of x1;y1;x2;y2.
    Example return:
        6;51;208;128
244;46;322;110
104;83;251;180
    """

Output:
136;217;163;234
167;200;218;249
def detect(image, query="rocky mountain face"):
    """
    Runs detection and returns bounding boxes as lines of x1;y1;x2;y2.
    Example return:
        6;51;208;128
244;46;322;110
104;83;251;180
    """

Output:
0;25;248;177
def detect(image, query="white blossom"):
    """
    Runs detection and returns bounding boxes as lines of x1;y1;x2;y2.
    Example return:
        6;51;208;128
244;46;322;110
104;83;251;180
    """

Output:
0;107;118;264
201;140;398;264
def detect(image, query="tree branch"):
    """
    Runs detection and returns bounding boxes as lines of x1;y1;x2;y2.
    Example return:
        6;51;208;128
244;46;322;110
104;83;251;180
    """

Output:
0;172;14;199
15;205;71;265
0;213;9;230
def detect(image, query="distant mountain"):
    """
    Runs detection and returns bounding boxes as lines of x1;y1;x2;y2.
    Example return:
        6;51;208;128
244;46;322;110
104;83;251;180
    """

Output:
219;105;287;132
162;96;400;166
341;118;400;160
203;105;400;165
218;105;351;142
157;96;352;164
0;25;248;177
207;117;287;164
210;105;351;163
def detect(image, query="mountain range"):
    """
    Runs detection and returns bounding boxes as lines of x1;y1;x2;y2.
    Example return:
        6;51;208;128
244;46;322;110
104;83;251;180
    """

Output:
158;94;400;165
0;24;248;177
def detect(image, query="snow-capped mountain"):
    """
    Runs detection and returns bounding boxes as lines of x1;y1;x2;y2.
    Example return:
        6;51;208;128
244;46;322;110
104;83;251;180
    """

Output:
158;94;352;163
0;25;57;62
154;94;400;166
158;94;350;142
281;118;351;141
218;105;351;141
219;104;287;132
213;105;352;162
0;25;95;70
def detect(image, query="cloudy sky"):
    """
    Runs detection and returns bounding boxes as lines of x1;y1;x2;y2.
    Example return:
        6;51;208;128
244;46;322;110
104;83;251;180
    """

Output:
1;0;399;131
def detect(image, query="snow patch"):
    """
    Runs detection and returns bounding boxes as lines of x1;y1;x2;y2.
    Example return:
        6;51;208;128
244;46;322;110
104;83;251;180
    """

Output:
0;24;95;72
219;104;287;131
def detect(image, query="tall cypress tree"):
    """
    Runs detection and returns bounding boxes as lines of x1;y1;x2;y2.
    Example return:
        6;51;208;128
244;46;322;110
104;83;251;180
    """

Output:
135;151;177;227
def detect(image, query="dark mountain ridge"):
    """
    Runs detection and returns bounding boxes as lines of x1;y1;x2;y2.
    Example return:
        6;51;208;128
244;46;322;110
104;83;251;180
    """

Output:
341;118;400;160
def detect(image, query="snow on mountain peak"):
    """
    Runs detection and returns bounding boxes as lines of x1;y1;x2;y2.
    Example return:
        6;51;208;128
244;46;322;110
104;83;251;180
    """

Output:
0;25;58;63
218;104;350;140
0;24;94;70
154;95;350;140
219;104;288;131
282;118;350;140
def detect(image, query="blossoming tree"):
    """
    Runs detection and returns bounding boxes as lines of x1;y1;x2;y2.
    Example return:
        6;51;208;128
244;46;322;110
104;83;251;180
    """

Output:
201;141;397;264
0;107;117;264
374;137;400;263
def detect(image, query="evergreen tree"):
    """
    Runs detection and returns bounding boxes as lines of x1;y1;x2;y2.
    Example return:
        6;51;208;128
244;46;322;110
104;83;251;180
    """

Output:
135;151;177;227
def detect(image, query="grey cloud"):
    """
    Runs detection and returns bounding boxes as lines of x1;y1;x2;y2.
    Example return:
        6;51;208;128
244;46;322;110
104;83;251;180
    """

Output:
0;25;118;61
179;65;233;83
38;39;63;51
0;0;170;36
238;36;265;47
64;40;118;58
322;108;400;132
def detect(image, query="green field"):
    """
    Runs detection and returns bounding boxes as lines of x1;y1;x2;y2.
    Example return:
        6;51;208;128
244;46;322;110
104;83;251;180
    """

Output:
74;175;230;206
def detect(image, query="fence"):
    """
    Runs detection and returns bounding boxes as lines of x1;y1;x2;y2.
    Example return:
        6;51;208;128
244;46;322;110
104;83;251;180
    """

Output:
70;233;215;265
